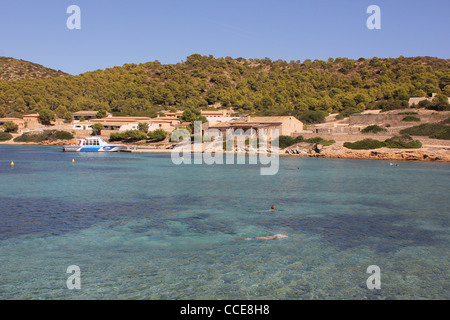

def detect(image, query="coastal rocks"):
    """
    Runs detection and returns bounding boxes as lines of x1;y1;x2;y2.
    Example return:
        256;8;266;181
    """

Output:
284;142;315;156
314;144;323;153
321;147;450;162
284;143;450;162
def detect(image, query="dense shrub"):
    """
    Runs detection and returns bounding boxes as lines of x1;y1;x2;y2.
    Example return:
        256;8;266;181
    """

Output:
38;109;55;125
54;131;74;140
109;133;122;141
344;136;422;149
361;125;388;134
343;139;386;150
398;112;418;115
298;111;327;124
14;130;73;142
400;123;447;137
91;123;104;135
279;135;335;148
441;117;450;125
2;121;18;133
110;130;147;142
0;132;13;141
375;100;409;112
279;136;296;148
96;110;108;119
429;127;450;140
148;129;168;141
384;135;422;148
303;137;335;146
402;116;421;122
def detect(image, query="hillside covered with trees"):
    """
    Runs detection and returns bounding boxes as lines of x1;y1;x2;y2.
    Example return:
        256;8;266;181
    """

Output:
0;55;449;119
0;57;67;82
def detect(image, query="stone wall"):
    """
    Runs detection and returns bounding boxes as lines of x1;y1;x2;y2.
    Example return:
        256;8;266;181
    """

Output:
349;112;448;125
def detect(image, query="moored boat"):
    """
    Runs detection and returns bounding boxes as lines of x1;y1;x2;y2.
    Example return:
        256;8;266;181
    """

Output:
62;137;126;152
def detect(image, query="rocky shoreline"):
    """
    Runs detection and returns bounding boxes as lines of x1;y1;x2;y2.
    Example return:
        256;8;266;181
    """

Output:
284;143;450;162
1;139;449;162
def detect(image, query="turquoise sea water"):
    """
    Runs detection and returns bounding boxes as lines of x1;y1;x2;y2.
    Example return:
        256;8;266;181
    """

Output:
0;145;448;299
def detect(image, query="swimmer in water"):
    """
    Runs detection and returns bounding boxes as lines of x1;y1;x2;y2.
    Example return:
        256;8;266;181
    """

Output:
255;205;276;213
238;234;288;241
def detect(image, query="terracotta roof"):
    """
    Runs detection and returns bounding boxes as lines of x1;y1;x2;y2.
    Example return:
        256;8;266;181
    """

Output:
73;110;112;115
209;122;281;129
95;122;137;126
91;117;152;123
234;116;298;123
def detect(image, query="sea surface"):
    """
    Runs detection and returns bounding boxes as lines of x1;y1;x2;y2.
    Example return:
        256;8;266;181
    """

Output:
0;145;448;299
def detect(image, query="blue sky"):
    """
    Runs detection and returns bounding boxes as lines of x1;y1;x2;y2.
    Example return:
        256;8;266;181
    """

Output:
0;0;448;75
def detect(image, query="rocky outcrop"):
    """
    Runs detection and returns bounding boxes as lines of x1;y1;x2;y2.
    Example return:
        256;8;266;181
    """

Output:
312;146;448;162
284;142;316;156
284;142;450;162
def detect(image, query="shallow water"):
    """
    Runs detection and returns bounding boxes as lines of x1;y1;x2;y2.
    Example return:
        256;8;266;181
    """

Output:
0;145;448;299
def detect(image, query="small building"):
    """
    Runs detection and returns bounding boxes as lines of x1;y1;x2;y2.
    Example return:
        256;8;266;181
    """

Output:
73;123;94;131
23;114;41;130
20;114;68;131
73;110;112;121
207;116;304;137
74;116;181;132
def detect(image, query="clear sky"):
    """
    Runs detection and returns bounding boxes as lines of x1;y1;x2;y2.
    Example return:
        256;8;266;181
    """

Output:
0;0;448;75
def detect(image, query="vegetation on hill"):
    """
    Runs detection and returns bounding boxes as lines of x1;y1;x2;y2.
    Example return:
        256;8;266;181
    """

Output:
13;130;73;142
0;132;13;141
2;121;18;133
0;57;66;81
148;129;168;142
279;135;335;148
384;135;423;148
402;115;421;122
343;139;386;150
344;135;422;149
361;125;388;134
400;122;450;140
0;55;449;120
110;128;168;142
415;94;450;111
296;110;328;124
109;130;148;142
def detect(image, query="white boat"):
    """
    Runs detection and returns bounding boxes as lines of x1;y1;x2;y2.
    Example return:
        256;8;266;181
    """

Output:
62;137;126;152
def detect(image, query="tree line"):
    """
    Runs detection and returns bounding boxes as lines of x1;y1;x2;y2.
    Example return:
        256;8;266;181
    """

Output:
0;55;449;120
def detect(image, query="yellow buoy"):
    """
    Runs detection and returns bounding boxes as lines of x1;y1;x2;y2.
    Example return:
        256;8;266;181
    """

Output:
10;161;14;166
72;159;75;163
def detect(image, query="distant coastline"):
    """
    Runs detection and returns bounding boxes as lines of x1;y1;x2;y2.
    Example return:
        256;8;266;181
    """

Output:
1;139;449;162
